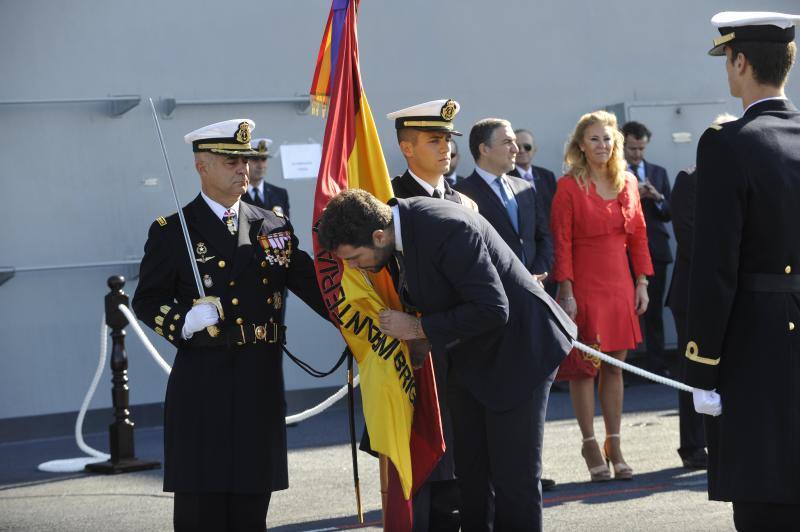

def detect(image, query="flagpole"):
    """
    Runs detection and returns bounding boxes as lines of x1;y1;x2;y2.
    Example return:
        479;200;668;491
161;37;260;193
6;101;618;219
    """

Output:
346;347;364;523
379;454;389;527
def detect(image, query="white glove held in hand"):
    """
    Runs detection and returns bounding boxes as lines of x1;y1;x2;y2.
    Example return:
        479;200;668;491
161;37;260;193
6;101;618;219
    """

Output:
693;388;722;416
181;303;220;339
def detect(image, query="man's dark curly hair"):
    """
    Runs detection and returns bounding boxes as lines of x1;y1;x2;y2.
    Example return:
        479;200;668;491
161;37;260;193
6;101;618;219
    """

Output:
317;189;392;251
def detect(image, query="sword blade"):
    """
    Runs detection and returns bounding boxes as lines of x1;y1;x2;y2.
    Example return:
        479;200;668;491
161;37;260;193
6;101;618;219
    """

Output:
148;98;205;299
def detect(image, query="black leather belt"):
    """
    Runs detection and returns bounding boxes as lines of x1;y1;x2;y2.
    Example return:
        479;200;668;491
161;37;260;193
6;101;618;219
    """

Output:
224;322;286;348
739;273;800;292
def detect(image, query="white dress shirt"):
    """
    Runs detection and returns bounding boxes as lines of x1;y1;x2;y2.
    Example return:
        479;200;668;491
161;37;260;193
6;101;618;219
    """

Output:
247;181;265;203
475;166;514;203
744;95;787;114
408;170;446;198
201;191;240;222
391;205;403;252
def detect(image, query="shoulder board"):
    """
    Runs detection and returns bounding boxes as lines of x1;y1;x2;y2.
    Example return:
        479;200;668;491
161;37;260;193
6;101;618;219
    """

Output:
456;191;480;213
156;216;167;227
707;124;723;131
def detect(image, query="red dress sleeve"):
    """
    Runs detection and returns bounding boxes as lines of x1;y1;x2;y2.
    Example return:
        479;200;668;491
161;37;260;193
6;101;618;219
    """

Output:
625;178;655;277
551;176;575;282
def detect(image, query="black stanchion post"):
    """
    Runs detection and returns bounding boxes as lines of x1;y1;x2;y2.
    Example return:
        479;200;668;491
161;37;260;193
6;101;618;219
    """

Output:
86;275;161;474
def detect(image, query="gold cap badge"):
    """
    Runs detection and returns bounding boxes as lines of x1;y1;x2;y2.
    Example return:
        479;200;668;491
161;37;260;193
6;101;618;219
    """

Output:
236;121;251;144
440;99;457;121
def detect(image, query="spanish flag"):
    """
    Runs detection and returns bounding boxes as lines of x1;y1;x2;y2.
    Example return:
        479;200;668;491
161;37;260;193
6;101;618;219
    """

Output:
310;0;444;526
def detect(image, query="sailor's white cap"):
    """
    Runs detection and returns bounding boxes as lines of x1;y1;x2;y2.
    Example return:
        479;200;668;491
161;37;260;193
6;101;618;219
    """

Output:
387;99;462;135
249;138;274;158
709;11;800;55
184;119;257;155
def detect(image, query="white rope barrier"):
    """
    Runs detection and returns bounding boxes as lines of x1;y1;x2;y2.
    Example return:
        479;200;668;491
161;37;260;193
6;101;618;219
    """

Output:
38;306;357;474
40;307;690;475
37;315;111;473
571;340;696;393
118;304;172;374
286;375;359;424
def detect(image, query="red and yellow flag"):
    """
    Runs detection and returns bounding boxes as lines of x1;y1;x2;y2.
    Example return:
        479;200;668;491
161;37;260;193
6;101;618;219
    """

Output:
309;0;445;519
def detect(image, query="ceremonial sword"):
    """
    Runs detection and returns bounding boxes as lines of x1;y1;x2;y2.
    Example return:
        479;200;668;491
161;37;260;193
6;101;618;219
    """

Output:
147;98;224;335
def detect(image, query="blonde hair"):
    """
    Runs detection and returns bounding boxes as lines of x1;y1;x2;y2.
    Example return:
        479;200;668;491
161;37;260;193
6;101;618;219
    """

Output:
564;110;627;193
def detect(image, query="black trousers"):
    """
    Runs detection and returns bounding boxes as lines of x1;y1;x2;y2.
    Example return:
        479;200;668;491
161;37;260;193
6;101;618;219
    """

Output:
673;311;706;456
448;368;555;532
733;501;800;531
643;260;669;368
412;479;461;532
173;492;270;532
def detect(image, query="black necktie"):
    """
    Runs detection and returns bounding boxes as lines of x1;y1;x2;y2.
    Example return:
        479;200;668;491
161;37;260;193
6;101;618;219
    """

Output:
432;189;442;199
390;251;416;312
252;188;264;207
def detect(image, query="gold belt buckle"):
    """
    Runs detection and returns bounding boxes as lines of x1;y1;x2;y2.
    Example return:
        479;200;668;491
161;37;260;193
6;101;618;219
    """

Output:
268;323;279;344
254;324;267;342
237;324;245;346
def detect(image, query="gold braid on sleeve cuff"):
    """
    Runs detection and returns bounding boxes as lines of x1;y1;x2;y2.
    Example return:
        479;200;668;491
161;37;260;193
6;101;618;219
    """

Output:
685;341;721;366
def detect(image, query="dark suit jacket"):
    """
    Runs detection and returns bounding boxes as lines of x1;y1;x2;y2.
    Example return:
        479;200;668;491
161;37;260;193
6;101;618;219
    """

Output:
456;170;553;275
508;164;557;213
395;197;576;411
241;181;291;219
665;168;696;315
391;170;465;205
635;161;673;263
132;195;326;493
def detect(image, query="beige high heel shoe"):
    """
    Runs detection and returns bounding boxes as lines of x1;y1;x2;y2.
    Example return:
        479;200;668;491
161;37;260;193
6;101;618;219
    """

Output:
603;434;633;480
581;436;611;482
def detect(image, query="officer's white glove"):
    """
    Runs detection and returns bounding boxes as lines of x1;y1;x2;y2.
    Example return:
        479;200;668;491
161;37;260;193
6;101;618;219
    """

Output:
181;303;220;339
692;388;722;416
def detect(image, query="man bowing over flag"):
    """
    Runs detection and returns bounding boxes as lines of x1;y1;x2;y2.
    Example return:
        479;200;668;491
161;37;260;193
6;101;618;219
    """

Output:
309;0;445;529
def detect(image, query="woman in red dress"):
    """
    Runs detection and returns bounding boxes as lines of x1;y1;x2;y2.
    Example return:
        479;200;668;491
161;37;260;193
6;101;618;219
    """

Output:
550;110;653;482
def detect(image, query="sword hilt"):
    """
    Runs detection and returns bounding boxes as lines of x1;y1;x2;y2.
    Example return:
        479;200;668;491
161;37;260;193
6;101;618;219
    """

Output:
193;296;225;338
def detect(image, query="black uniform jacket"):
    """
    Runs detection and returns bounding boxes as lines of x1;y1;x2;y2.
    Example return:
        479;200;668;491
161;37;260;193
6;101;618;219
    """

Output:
638;161;673;263
685;98;800;503
456;170;553;275
508;164;557;214
665;168;696;316
241;181;291;219
391;170;464;205
395;197;576;411
132;195;327;494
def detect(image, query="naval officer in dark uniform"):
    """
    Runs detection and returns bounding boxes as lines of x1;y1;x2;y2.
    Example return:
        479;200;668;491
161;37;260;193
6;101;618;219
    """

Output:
388;99;477;211
386;98;475;532
685;11;800;530
132;119;328;531
240;137;290;218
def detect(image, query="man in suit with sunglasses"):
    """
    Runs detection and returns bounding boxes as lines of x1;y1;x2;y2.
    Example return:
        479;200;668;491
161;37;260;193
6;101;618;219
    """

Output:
507;128;557;298
508;129;557;216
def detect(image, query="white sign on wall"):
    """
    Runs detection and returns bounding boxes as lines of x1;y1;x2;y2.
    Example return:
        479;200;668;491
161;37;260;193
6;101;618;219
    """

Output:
280;143;322;180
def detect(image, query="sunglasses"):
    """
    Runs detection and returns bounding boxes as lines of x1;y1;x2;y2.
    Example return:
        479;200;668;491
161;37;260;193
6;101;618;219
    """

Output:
520;143;534;152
